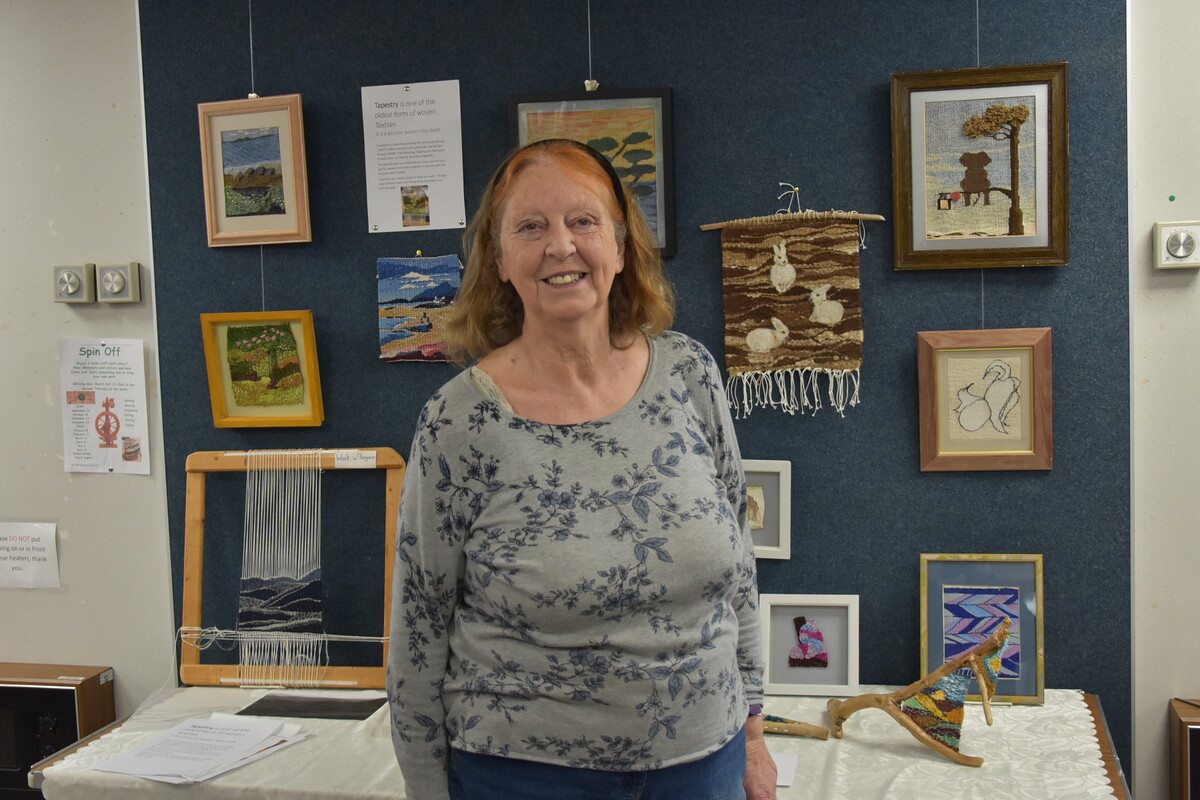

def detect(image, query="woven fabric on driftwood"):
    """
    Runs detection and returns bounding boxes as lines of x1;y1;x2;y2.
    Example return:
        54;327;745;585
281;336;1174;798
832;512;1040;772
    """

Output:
721;216;863;417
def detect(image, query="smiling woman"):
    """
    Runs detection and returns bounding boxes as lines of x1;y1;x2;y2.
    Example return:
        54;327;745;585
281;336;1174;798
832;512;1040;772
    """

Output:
387;139;779;800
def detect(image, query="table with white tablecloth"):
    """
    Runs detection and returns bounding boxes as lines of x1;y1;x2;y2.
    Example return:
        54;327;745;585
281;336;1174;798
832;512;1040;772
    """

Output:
36;686;1126;800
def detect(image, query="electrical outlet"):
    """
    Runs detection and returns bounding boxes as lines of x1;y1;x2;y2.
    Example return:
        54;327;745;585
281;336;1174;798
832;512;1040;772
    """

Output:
52;264;96;303
1154;221;1200;269
97;262;141;303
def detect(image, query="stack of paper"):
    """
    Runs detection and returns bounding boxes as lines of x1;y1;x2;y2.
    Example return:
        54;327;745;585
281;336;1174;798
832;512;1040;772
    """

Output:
92;713;305;784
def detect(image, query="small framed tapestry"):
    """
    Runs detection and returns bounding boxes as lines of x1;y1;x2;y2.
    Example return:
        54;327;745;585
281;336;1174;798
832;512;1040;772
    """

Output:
511;88;675;256
917;327;1052;471
200;310;324;427
198;93;312;247
920;553;1044;704
743;459;791;559
760;594;859;696
891;63;1068;270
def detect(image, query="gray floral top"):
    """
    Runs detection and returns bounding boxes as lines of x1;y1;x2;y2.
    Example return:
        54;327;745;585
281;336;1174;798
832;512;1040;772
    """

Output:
387;331;764;800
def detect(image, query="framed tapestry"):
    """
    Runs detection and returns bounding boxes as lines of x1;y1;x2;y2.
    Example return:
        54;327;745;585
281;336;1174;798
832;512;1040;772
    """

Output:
917;327;1052;471
743;459;792;559
920;553;1045;704
198;93;312;247
511;88;675;256
760;594;859;696
200;310;324;427
891;63;1068;270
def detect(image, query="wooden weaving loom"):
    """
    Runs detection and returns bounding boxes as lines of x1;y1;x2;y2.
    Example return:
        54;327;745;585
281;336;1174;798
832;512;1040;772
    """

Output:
179;448;405;690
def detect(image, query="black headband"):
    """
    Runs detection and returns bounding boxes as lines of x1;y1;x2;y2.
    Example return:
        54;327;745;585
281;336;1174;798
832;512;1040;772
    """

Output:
493;138;628;217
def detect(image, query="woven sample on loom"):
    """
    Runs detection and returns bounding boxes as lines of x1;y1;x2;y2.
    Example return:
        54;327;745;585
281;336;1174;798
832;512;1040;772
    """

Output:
721;215;863;417
235;449;328;684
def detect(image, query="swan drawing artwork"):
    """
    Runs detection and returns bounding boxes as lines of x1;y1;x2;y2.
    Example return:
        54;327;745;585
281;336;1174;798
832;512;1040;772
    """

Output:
769;242;796;294
954;358;1021;434
746;317;789;353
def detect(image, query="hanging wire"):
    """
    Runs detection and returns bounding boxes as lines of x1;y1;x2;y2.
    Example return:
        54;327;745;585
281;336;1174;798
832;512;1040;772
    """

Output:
248;0;257;97
247;0;268;309
976;0;985;328
584;0;598;91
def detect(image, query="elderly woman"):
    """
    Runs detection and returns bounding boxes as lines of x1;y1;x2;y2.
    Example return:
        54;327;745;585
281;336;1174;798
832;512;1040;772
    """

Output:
387;139;776;800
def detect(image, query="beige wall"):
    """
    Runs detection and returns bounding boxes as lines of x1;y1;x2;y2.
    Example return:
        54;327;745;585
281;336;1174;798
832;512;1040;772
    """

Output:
0;0;173;716
1130;0;1200;796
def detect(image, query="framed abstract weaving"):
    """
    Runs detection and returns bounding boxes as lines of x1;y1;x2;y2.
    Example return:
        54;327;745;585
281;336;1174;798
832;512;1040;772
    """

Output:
891;63;1069;270
198;93;311;247
917;327;1052;471
760;594;859;696
511;88;675;256
200;310;324;428
920;553;1045;704
743;459;791;559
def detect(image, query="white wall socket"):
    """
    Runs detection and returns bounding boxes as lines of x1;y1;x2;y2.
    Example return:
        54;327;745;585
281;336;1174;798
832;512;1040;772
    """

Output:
52;263;96;303
97;262;141;303
1153;221;1200;269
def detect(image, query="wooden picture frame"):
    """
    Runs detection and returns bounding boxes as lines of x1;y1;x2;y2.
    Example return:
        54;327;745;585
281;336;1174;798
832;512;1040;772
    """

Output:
200;310;324;428
891;63;1068;270
743;459;791;559
198;93;311;247
920;553;1045;704
760;593;859;696
917;327;1052;471
511;88;675;256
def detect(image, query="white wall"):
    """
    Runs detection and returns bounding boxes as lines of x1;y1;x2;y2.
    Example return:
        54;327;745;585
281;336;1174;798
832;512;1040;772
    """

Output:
0;0;174;716
1130;0;1200;796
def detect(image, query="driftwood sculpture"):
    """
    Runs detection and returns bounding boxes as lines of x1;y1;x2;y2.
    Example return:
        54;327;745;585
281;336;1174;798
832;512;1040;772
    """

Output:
825;617;1012;767
762;714;829;739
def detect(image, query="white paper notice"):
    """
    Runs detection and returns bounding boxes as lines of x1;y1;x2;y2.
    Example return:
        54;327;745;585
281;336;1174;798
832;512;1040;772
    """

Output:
362;79;466;233
0;522;59;589
772;751;798;786
59;338;151;474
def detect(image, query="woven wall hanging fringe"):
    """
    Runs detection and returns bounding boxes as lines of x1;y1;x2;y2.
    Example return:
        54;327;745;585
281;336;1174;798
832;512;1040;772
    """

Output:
719;214;864;418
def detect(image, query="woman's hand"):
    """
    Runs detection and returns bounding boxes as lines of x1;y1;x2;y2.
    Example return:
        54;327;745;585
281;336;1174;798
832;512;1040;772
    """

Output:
743;715;778;800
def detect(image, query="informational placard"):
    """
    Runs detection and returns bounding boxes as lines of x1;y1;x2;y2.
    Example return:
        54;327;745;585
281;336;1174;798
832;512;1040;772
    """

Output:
59;338;151;474
361;79;466;233
0;522;59;589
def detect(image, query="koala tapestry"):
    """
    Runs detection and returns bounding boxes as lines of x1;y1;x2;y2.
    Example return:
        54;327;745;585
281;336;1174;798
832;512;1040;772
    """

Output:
720;214;863;417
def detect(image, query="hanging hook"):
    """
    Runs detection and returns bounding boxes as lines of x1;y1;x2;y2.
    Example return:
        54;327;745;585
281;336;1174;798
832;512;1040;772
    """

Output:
776;182;802;215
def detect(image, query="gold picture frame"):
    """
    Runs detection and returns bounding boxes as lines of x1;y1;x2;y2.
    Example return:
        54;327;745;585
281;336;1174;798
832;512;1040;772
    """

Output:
198;93;311;247
917;327;1052;471
920;552;1045;704
891;63;1069;270
200;310;324;427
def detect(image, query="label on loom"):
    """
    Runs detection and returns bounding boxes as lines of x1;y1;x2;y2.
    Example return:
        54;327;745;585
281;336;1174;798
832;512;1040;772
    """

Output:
333;450;377;469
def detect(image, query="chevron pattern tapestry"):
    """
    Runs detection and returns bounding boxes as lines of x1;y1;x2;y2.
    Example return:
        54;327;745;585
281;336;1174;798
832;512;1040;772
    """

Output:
941;585;1020;679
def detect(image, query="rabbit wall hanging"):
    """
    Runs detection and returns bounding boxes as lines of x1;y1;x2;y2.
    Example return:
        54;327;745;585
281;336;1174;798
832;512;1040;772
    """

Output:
703;207;884;417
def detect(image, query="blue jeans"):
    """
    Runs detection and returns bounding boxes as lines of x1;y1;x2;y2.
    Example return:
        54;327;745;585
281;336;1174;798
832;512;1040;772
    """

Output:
448;726;747;800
